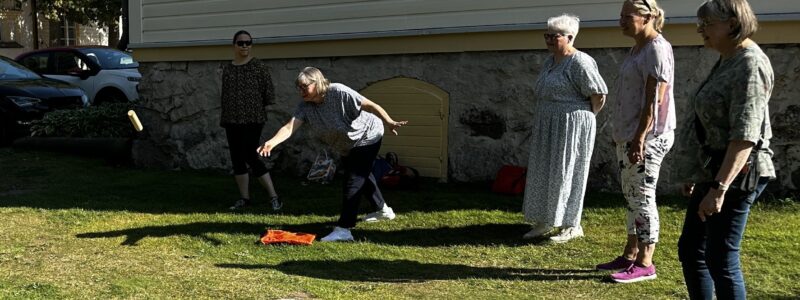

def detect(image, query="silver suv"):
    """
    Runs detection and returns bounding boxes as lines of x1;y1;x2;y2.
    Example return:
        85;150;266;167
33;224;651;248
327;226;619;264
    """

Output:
16;46;140;105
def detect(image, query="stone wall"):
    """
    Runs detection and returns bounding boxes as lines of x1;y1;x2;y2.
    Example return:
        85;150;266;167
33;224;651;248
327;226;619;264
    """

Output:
133;44;800;196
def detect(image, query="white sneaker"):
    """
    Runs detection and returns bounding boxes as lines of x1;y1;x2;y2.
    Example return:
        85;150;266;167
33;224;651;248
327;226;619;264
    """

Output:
549;226;584;243
523;223;552;239
320;226;354;242
363;206;396;222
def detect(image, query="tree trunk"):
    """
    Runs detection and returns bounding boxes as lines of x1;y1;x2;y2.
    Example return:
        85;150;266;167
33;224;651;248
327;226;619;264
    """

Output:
31;0;39;49
108;19;120;47
117;0;129;51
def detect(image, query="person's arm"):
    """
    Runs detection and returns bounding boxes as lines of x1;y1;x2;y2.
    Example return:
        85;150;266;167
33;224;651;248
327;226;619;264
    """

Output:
628;75;667;164
262;68;276;106
697;140;754;221
258;117;303;157
360;98;408;135
590;94;606;114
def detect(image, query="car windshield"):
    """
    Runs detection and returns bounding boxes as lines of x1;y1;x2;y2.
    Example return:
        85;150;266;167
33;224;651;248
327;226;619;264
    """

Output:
77;48;139;70
0;56;41;80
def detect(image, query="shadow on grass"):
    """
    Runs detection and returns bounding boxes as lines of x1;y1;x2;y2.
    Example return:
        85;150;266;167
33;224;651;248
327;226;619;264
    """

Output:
0;149;692;216
217;259;604;282
76;221;329;246
76;222;545;247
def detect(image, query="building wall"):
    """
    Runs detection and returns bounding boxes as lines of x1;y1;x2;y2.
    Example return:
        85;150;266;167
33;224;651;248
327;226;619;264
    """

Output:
130;0;800;48
131;44;800;196
0;1;109;58
127;0;800;195
0;0;35;58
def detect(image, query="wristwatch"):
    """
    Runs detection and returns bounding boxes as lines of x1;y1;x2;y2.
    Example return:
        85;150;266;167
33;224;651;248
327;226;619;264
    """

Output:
710;181;729;191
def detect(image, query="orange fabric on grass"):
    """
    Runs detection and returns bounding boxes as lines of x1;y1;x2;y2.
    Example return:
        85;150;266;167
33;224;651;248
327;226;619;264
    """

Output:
260;230;316;245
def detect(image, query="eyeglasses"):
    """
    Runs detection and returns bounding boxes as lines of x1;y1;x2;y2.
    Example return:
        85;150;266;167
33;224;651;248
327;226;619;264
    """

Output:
296;82;315;91
543;33;564;40
696;19;721;29
235;40;252;47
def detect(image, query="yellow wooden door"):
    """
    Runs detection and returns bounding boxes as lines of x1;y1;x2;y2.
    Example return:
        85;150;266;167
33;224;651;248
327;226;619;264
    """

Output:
360;78;449;181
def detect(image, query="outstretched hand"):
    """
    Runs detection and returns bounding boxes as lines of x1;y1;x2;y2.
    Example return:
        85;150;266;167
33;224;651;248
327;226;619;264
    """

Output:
257;142;274;157
388;120;408;135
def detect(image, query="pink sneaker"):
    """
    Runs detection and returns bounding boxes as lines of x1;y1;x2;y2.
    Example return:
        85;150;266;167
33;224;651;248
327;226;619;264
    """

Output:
610;264;656;283
596;256;635;271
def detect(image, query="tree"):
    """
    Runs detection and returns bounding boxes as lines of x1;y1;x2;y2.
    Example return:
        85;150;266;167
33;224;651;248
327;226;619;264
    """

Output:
32;0;122;47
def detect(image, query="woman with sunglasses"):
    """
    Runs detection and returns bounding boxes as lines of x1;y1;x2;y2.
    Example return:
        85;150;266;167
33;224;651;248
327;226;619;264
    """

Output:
679;0;774;298
220;30;281;211
595;0;675;283
521;14;607;243
257;67;407;242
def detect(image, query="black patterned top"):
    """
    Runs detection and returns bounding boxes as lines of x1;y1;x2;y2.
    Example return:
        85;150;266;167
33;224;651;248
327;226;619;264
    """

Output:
220;58;274;125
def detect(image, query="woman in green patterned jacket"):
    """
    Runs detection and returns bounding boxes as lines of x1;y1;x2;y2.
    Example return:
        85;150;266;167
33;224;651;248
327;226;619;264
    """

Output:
678;1;775;298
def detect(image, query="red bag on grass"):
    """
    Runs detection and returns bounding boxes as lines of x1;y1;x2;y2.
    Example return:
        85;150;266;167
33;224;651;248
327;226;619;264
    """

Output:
260;230;316;245
491;165;527;195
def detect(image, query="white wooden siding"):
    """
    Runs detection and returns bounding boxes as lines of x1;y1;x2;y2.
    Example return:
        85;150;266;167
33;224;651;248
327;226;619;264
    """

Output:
130;0;800;47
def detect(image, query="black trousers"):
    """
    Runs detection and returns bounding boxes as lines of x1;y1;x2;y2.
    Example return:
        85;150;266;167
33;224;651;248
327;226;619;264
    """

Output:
337;139;387;228
224;123;268;176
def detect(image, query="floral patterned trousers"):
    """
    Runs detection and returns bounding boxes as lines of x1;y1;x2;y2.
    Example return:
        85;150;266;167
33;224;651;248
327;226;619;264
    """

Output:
615;131;674;244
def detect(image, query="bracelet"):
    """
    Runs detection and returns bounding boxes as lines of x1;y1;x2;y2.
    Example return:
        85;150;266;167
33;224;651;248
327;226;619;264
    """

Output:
711;181;729;191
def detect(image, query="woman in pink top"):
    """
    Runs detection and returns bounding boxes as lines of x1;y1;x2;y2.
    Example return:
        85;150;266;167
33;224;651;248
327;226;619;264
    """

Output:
596;0;677;284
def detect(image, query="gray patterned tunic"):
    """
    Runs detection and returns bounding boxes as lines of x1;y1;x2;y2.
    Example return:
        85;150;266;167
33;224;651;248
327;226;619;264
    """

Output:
523;51;608;227
293;83;384;155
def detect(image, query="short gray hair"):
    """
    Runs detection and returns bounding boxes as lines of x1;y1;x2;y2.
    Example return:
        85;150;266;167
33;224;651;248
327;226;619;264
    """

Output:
547;14;580;38
697;0;758;43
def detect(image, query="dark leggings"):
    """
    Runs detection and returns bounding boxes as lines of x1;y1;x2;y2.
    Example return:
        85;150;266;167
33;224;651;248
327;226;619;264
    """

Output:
224;123;268;176
337;139;387;228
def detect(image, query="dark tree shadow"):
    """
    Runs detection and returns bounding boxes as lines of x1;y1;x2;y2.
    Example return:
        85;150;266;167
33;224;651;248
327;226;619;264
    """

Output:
76;222;545;247
217;259;605;282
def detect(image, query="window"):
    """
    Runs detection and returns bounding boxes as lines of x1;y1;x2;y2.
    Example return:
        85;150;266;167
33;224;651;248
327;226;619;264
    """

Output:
49;18;79;46
53;52;89;74
0;0;23;11
19;53;49;73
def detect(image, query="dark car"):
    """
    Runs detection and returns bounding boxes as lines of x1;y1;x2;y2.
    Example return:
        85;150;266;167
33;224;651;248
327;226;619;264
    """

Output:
0;55;88;143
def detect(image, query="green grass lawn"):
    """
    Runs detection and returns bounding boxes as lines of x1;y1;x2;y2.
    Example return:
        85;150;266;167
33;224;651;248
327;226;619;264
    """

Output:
0;148;798;299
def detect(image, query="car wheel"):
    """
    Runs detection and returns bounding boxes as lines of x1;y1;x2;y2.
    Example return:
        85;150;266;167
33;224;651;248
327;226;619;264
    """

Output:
94;89;128;106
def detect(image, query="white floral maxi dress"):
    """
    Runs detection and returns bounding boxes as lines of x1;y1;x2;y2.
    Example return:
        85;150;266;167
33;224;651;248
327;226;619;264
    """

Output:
523;51;608;227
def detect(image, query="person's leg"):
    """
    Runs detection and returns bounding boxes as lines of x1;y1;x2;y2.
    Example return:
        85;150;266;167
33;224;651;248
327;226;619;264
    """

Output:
337;153;365;229
623;234;639;260
242;124;276;198
323;143;385;242
225;125;252;209
608;133;672;282
605;143;651;278
606;143;641;263
632;133;673;267
356;140;387;212
337;140;386;228
234;174;250;199
705;178;769;300
256;173;278;198
678;184;715;300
